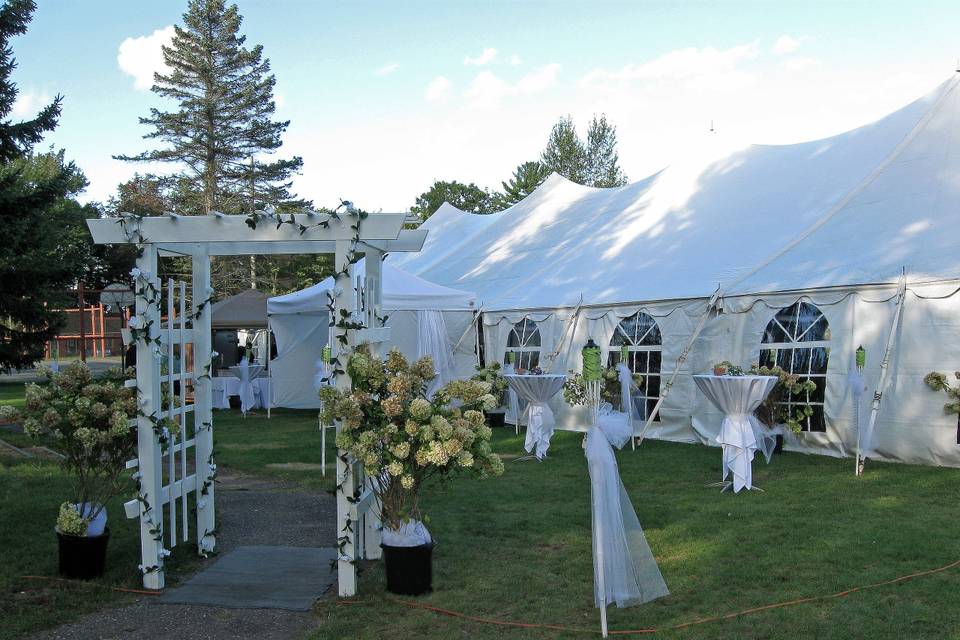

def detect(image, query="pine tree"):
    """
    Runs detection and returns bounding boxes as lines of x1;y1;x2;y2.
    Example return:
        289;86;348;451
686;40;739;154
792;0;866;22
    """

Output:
116;0;302;215
585;114;627;187
0;0;90;371
540;116;586;184
538;114;628;188
410;180;493;220
494;160;551;207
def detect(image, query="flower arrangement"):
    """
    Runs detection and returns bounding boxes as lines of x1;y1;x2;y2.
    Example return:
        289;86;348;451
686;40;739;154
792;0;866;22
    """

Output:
320;345;504;532
0;362;138;534
923;371;960;429
471;361;509;408
713;361;744;376
749;363;818;433
562;366;643;409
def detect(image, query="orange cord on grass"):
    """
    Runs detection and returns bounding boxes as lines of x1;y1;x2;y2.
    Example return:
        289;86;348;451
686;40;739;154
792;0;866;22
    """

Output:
19;575;163;596
392;557;960;636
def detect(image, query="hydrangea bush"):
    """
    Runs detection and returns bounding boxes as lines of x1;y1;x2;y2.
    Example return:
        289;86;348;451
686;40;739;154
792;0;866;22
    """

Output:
749;363;818;433
924;371;960;417
0;362;138;533
320;346;504;531
471;361;509;408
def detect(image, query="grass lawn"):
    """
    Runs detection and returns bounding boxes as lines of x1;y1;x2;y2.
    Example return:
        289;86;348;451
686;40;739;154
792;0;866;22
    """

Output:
212;407;337;492
4;391;960;639
309;430;960;639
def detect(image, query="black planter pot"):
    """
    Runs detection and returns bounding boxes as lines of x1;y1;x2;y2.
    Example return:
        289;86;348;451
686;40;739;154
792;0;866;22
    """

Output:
485;409;506;428
382;542;434;596
57;527;110;580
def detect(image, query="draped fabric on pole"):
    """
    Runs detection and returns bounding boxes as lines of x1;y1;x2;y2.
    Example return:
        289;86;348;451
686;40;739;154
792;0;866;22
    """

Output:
586;411;669;607
417;309;456;398
237;359;256;415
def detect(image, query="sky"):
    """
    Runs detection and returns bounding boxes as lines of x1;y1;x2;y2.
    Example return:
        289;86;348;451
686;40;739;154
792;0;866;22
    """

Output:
11;0;960;212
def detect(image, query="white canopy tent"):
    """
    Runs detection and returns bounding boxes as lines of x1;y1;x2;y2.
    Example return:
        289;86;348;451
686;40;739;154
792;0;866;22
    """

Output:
396;75;960;467
267;259;478;409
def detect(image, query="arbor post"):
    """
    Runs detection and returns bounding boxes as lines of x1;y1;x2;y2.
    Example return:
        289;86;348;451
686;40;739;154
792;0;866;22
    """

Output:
333;239;358;596
134;245;164;589
362;248;384;560
192;247;216;553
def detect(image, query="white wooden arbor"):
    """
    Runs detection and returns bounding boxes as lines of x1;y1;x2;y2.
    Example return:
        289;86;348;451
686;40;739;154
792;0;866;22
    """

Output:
86;211;426;595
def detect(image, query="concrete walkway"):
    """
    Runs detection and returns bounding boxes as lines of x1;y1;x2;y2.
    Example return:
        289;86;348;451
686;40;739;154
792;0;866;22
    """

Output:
30;472;337;640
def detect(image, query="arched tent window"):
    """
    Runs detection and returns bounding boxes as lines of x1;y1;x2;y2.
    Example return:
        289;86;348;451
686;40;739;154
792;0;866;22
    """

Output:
609;312;662;421
759;301;830;432
505;318;541;370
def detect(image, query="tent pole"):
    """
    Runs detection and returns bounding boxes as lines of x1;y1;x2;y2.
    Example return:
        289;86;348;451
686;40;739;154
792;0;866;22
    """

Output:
266;316;272;419
546;295;583;374
452;305;484;360
857;272;907;477
636;287;721;447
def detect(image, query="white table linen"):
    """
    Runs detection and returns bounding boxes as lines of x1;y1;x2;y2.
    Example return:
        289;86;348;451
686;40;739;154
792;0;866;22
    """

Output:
693;375;778;493
212;374;268;411
504;373;566;459
586;408;669;607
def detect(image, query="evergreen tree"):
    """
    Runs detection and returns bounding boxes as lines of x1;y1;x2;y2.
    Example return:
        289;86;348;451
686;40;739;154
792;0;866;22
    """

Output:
495;160;551;207
410;180;493;220
540;116;586;184
538;114;628;187
0;0;88;371
585;114;627;187
116;0;302;215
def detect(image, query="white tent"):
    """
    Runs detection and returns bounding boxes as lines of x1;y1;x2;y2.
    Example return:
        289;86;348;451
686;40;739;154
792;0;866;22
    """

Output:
396;76;960;467
267;259;478;409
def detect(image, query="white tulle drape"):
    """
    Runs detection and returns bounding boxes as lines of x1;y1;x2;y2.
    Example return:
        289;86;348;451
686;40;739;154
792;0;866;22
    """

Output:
417;310;456;398
237;359;256;415
586;411;669;608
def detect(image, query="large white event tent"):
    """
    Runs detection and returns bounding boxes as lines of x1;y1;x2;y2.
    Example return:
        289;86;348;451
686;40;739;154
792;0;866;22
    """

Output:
267;259;477;409
391;76;960;467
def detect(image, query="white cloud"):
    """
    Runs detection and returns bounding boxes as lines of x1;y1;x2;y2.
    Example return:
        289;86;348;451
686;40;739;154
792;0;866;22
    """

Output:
117;26;174;91
464;47;497;66
375;62;400;76
772;35;801;55
580;43;759;92
425;76;453;102
464;63;561;109
510;54;522;66
11;89;52;118
782;56;820;72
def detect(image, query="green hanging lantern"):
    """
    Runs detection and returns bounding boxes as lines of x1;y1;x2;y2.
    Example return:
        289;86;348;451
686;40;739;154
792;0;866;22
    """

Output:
855;345;866;372
322;344;332;364
582;339;602;382
620;344;629;364
507;351;516;365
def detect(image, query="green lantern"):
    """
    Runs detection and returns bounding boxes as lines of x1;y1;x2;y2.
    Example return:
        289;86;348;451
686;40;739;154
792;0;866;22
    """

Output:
855;345;866;372
322;344;332;364
507;351;516;365
582;339;602;382
620;344;629;364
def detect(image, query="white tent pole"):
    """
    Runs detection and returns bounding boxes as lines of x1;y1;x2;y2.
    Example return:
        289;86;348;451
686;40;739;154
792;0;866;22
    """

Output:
546;295;583;373
636;287;721;447
266;316;272;419
856;271;907;477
